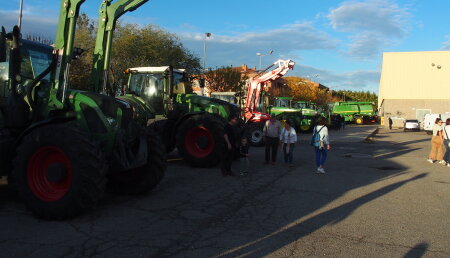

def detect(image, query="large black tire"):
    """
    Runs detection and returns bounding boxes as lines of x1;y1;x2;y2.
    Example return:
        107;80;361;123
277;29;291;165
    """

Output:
13;124;107;220
246;122;265;147
148;119;176;153
176;114;224;167
108;130;166;194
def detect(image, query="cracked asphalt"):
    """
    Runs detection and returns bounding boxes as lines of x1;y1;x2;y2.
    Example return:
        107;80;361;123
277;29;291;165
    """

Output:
1;125;449;257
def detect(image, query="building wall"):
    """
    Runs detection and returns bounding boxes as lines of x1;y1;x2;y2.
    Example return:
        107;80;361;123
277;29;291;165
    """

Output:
379;99;450;127
378;51;450;127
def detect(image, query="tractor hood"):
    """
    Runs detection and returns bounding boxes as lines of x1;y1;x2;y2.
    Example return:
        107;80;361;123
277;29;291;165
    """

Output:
177;94;241;120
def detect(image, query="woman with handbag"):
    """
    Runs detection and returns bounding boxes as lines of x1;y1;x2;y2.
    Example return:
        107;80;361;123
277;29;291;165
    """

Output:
313;117;330;174
442;118;450;167
427;118;445;165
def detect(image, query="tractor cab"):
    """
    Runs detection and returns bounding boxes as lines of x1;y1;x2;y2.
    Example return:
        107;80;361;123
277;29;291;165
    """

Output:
125;66;186;116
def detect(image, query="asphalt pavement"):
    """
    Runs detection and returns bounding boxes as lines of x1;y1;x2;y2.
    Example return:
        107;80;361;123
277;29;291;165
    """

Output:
0;125;449;257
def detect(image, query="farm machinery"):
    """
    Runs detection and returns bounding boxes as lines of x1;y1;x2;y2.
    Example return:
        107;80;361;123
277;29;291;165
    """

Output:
0;0;165;219
331;101;378;124
123;66;241;167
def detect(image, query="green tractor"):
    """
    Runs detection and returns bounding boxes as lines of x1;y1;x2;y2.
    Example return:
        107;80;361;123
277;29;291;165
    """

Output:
270;97;318;132
0;0;165;219
123;66;241;167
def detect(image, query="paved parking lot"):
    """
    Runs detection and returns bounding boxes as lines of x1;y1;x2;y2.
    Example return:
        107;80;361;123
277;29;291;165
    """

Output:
0;125;449;257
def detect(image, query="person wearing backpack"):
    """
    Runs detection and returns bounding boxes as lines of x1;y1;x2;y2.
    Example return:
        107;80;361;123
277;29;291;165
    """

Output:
311;117;330;174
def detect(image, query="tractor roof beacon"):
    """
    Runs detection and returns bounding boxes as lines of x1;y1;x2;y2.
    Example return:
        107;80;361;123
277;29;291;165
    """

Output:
0;0;166;220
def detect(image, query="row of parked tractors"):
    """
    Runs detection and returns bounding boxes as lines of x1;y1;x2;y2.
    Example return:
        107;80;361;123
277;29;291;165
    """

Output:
0;0;262;220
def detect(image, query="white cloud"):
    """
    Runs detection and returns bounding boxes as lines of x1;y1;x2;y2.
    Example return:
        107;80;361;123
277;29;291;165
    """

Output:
441;35;450;50
328;0;411;60
178;22;338;69
294;64;380;91
0;7;58;40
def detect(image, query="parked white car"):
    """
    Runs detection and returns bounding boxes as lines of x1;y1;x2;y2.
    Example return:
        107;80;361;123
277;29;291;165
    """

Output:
404;119;420;131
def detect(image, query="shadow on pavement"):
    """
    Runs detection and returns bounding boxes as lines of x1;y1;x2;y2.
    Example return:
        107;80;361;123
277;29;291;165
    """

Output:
403;242;429;258
220;174;427;257
0;126;438;257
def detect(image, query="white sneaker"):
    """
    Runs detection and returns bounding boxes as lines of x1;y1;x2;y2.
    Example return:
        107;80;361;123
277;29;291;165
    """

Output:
318;167;326;174
316;168;321;174
447;163;450;167
427;159;434;164
439;160;447;165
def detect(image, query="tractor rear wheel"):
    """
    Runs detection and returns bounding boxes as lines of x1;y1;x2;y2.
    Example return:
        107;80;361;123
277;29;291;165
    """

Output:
176;114;224;167
13;124;107;220
108;130;166;194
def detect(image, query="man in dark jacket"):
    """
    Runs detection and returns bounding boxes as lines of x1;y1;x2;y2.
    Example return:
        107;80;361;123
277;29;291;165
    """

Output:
221;114;239;176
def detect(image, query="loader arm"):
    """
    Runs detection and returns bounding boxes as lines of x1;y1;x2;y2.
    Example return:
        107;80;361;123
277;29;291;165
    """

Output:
244;59;295;119
50;0;86;109
91;0;149;94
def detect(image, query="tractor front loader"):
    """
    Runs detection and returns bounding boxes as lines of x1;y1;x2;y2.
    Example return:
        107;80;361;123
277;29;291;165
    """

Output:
0;0;165;220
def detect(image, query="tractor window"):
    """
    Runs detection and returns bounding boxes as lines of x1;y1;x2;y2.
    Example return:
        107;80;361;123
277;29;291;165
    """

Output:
20;42;53;81
129;73;164;97
293;102;308;109
129;73;165;114
275;98;290;107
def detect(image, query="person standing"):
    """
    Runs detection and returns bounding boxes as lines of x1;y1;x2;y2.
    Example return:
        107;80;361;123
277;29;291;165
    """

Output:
427;118;445;165
279;119;297;168
313;117;330;174
263;114;282;165
239;137;250;176
388;117;393;130
221;114;239;176
443;118;450;167
341;115;346;130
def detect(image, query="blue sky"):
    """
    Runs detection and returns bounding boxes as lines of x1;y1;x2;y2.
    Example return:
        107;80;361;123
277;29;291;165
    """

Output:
1;0;450;92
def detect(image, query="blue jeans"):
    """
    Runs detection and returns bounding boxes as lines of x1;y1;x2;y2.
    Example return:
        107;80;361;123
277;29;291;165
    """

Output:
315;147;328;167
444;140;450;162
283;143;294;164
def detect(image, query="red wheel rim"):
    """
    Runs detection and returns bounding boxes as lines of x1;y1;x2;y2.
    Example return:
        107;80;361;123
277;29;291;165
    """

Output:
184;126;214;158
27;146;73;202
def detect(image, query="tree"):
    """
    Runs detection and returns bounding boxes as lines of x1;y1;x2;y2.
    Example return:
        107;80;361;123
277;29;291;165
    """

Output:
203;66;246;93
69;14;201;93
71;13;96;91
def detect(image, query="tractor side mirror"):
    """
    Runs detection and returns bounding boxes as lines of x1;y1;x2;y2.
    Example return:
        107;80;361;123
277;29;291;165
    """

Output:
0;27;6;62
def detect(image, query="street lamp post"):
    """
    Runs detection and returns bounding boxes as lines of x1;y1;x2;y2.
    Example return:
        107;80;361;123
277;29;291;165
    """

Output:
18;0;24;30
203;32;211;71
256;50;273;70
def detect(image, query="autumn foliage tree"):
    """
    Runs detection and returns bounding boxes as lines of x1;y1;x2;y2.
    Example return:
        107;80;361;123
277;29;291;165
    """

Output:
203;66;246;93
281;76;332;105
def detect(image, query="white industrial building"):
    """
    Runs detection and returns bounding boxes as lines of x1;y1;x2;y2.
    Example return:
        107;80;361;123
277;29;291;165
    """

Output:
378;51;450;127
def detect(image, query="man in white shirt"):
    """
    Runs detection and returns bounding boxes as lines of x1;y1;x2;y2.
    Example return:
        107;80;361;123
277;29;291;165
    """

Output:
263;114;282;165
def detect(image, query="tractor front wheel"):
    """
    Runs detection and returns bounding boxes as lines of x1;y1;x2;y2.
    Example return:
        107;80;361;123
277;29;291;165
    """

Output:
177;114;224;167
108;130;166;194
13;124;107;220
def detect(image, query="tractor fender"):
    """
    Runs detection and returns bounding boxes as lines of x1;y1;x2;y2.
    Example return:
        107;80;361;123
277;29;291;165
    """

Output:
15;116;76;147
